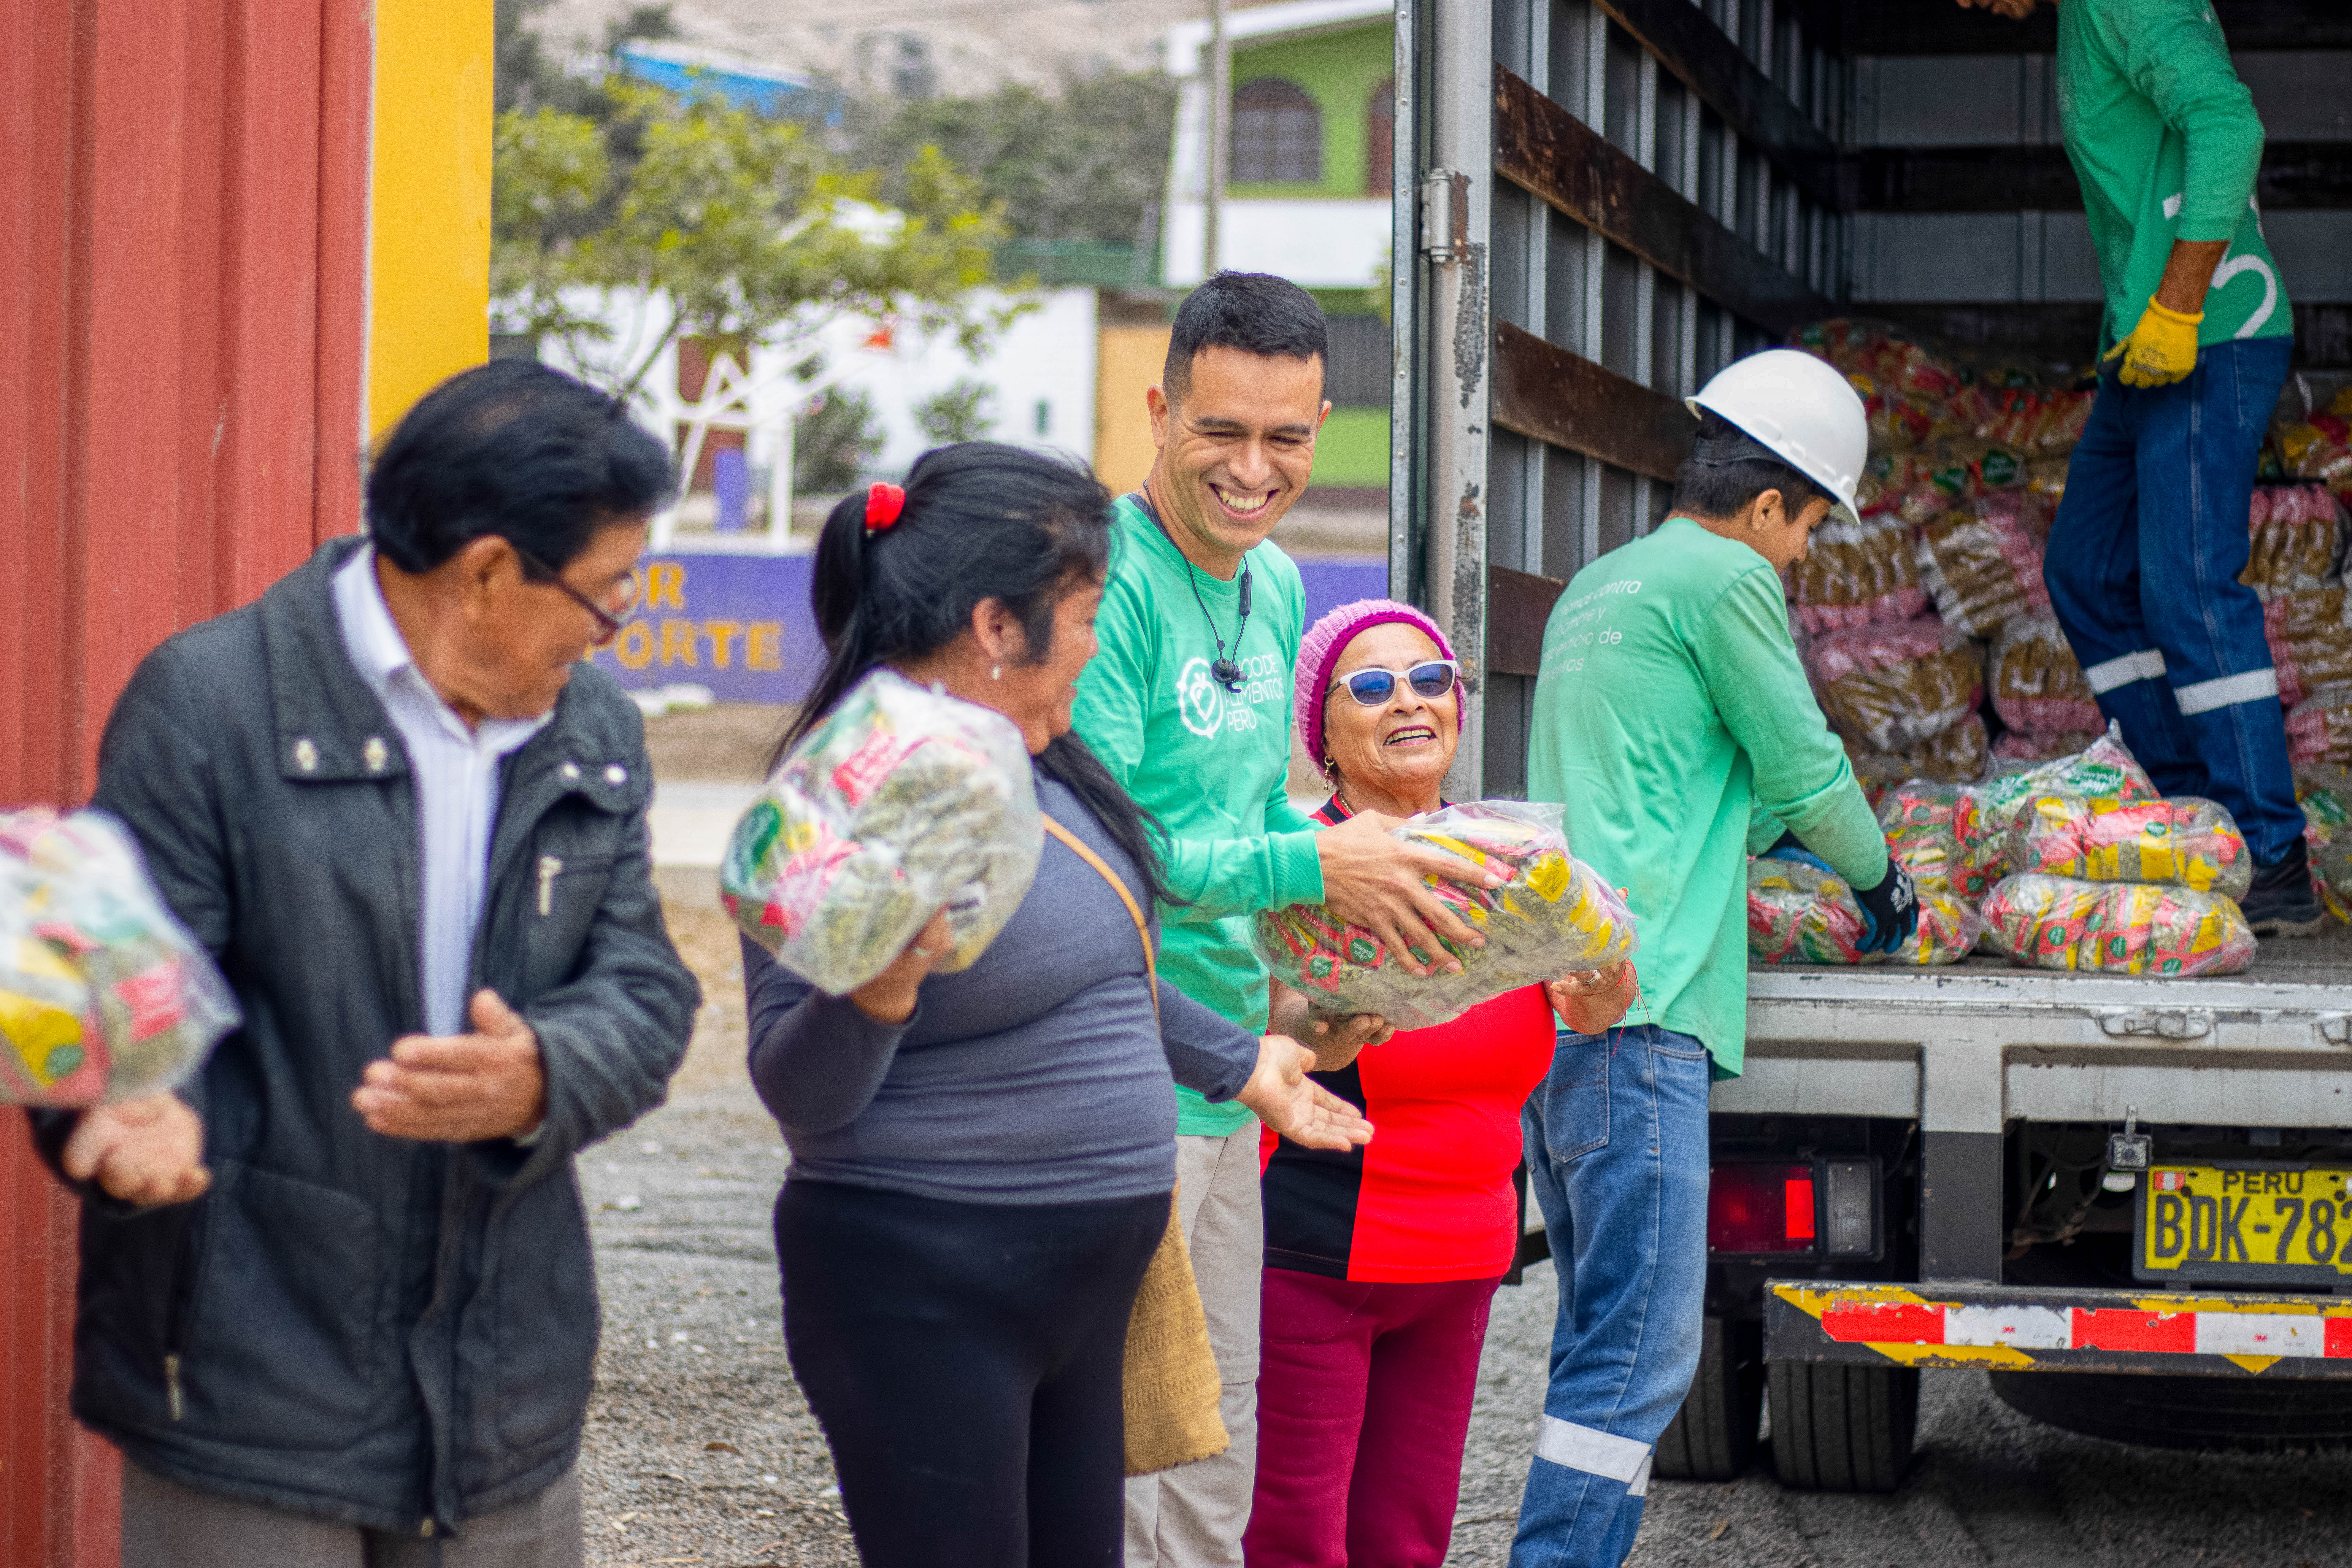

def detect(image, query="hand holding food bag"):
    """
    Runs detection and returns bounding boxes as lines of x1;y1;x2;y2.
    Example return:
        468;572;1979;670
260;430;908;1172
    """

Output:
721;670;1043;996
0;808;239;1106
1253;803;1637;1032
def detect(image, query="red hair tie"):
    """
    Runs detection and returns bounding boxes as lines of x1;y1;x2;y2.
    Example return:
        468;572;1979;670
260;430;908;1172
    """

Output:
864;482;906;531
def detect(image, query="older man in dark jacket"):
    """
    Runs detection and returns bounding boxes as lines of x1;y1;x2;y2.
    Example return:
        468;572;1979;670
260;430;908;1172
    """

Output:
36;361;701;1563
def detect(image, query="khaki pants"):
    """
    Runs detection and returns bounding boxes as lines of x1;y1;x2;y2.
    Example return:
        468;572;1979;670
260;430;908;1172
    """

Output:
121;1459;583;1568
1124;1125;1262;1568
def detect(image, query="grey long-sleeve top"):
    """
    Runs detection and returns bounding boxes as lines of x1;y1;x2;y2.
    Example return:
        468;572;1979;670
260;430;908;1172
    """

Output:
744;771;1264;1204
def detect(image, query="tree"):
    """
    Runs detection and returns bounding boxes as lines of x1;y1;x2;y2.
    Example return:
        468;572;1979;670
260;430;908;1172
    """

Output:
914;378;997;444
797;387;885;493
846;72;1177;247
492;83;1012;402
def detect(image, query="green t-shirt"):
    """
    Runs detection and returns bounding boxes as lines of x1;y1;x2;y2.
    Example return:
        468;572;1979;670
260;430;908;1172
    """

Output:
2057;0;2289;350
1525;519;1887;1077
1070;496;1325;1135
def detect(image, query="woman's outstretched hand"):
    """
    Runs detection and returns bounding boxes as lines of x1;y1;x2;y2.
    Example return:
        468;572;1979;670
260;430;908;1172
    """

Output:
1545;961;1636;1036
1239;1035;1375;1151
846;909;953;1024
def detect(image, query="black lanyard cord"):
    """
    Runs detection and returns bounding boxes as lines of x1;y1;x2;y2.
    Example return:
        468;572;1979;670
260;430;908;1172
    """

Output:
1127;491;1252;692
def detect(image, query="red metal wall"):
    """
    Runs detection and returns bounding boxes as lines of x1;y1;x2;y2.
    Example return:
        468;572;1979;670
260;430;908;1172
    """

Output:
0;1;370;1559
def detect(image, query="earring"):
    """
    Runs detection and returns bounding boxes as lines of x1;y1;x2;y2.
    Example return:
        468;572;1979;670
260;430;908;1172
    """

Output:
991;663;1002;681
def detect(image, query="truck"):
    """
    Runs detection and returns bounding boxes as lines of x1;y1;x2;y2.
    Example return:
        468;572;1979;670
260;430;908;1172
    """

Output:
1380;0;2352;1487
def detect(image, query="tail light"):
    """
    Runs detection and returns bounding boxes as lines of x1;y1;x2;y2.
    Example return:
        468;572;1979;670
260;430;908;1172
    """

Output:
1707;1158;1880;1258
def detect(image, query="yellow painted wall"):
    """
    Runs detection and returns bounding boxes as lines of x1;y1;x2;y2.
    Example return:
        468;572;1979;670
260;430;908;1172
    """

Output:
1094;325;1173;494
367;0;494;436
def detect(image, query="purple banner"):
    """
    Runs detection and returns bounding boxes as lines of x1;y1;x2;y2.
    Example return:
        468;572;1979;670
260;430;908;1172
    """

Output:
595;552;1391;705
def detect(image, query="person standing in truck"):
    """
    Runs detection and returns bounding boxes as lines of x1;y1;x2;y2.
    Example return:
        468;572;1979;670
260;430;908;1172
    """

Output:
1512;350;1917;1568
1959;0;2313;931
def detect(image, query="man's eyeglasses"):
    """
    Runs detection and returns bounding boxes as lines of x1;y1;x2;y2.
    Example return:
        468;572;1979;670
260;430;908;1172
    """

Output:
1328;660;1461;707
514;546;641;648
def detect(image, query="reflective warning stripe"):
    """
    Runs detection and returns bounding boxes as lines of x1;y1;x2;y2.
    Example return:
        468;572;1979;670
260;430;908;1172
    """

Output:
2083;648;2166;693
1535;1415;1653;1494
1818;1299;2352;1359
2175;668;2281;715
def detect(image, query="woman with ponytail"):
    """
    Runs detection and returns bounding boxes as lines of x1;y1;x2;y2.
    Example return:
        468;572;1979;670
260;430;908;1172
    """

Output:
744;444;1370;1568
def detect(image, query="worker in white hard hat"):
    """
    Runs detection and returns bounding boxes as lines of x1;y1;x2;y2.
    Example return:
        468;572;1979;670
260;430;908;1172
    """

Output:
1510;349;1915;1568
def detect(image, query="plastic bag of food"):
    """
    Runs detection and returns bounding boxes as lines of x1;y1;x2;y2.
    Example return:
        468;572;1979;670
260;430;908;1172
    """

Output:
721;669;1043;995
2024;454;2071;505
1976;722;2160;839
1878;778;2003;899
2297;765;2352;917
1990;614;2102;737
2288;685;2352;765
1789;513;1926;634
0;808;239;1106
1746;857;1981;967
1992;728;2102;764
2264;589;2352;707
2281;410;2352;494
2004;792;2252;900
1254;802;1637;1031
1843;713;1990;797
2243;485;2343;600
1809;619;1984;753
1968;384;2093;457
1916;492;2053;636
1980;874;2255;976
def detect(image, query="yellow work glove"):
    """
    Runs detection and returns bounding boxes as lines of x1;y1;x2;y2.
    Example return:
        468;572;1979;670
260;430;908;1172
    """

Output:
2103;297;2203;388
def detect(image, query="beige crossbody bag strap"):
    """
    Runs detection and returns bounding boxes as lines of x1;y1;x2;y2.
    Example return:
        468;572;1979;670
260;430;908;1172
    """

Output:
1040;813;1226;1475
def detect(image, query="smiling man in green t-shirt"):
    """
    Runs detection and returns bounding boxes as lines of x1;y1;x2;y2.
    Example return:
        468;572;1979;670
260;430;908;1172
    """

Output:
1072;272;1494;1568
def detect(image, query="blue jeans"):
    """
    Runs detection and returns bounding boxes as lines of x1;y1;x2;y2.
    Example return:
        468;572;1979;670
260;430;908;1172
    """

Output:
1509;1024;1712;1568
2044;336;2302;862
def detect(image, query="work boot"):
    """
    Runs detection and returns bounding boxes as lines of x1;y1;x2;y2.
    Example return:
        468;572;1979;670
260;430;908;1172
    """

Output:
2240;837;2325;937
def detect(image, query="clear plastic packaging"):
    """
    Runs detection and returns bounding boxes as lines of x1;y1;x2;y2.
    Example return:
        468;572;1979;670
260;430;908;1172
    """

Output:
1980;874;2256;977
1746;858;1981;967
1915;492;2054;636
721;669;1043;995
1976;723;2160;839
2004;791;2252;901
1254;802;1637;1031
1843;713;1989;797
2280;399;2352;495
2243;485;2344;601
1788;513;1927;634
1990;614;2102;738
2298;765;2352;917
2263;588;2352;707
1808;619;1985;753
0;808;240;1106
2287;684;2352;766
1877;778;2003;899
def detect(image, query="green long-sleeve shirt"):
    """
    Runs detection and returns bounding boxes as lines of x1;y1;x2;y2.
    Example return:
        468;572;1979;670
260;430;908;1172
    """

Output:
1526;519;1887;1076
2058;0;2289;349
1070;495;1325;1135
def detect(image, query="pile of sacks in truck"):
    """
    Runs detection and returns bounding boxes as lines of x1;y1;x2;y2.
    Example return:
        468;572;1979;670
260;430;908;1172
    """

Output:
1747;320;2352;976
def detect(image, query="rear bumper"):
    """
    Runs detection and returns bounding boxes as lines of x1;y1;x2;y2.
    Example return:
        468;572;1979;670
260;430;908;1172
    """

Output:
1767;1280;2352;1378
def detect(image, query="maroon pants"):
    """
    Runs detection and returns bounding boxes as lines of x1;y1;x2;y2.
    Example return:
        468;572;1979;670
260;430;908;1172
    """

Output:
1243;1268;1501;1568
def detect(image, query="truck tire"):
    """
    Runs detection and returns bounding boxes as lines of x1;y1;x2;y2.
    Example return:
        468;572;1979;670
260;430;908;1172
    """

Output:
1767;1359;1919;1492
1991;1370;2352;1452
1653;1316;1764;1480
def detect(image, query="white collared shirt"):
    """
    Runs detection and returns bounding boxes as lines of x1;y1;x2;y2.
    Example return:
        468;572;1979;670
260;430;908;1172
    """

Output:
332;545;552;1037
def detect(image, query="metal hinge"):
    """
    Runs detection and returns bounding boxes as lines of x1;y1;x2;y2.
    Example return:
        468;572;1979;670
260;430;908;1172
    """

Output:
2097;1008;2213;1041
1420;170;1467;266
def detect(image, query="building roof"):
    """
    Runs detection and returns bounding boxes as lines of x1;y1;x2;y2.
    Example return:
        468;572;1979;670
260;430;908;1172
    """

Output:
1162;0;1392;77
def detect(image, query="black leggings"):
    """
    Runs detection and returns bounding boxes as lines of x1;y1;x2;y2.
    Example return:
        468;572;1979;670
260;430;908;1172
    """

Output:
775;1179;1167;1568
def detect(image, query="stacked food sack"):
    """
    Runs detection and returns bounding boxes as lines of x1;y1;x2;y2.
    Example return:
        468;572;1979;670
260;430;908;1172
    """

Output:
1788;319;2352;794
1747;856;1982;967
2297;766;2352;920
1254;802;1637;1031
0;808;239;1105
721;669;1044;995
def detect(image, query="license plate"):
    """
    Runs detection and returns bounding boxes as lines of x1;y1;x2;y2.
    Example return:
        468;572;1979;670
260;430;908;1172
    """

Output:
2137;1163;2352;1285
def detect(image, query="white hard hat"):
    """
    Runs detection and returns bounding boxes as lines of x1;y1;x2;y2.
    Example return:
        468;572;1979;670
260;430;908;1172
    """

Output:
1684;349;1870;528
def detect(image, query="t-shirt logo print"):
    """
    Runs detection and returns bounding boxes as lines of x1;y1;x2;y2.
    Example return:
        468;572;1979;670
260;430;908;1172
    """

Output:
1175;656;1225;739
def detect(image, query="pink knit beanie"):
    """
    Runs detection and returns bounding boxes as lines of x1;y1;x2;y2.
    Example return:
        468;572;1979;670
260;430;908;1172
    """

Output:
1293;598;1456;769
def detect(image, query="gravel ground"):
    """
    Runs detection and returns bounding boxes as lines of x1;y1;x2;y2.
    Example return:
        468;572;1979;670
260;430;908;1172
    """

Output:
582;902;2352;1567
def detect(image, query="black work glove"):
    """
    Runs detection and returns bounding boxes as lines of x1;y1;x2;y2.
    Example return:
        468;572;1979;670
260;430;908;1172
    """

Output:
1851;859;1920;956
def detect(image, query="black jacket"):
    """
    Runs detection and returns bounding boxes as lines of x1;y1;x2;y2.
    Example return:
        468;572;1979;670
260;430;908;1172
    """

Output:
35;539;699;1534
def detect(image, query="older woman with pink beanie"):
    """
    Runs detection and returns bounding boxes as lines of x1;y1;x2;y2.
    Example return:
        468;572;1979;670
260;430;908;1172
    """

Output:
1245;599;1635;1568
